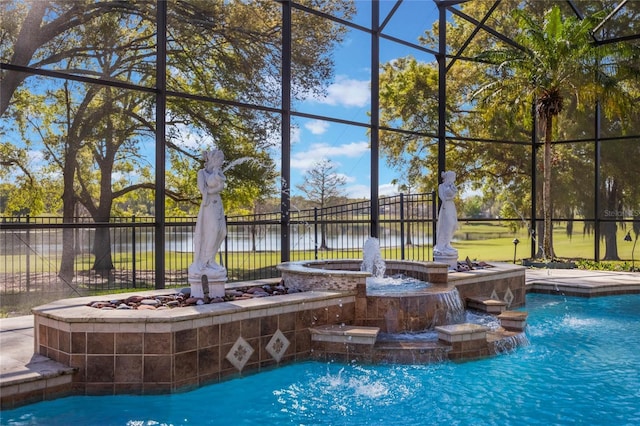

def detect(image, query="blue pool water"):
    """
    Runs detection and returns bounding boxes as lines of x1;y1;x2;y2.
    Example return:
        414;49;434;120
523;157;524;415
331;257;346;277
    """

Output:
2;293;640;426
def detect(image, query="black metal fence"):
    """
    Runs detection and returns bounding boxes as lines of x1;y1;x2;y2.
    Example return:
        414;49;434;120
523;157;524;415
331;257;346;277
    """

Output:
0;192;436;296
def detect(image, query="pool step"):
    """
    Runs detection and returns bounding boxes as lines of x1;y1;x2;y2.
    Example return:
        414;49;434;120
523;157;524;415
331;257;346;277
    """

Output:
498;310;528;331
465;296;507;314
0;355;75;410
310;325;379;345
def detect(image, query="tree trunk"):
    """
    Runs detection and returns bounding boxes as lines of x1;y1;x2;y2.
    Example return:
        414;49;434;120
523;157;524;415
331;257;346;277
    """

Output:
58;146;78;284
320;222;328;250
542;114;555;260
406;220;413;246
535;220;545;258
602;224;619;260
602;178;620;260
92;225;115;275
90;180;116;275
251;224;257;252
59;196;76;284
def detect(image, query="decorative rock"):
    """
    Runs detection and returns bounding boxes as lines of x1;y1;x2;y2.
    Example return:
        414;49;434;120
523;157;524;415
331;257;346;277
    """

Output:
125;296;146;304
137;304;156;310
87;282;293;310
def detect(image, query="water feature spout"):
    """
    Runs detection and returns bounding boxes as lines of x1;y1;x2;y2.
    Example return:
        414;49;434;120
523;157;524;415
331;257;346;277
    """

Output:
506;200;545;260
361;237;386;278
223;156;256;172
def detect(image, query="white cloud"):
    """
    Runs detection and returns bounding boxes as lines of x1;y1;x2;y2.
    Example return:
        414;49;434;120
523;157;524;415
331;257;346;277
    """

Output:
314;75;370;108
290;154;322;171
345;183;370;199
338;141;370;157
304;120;330;135
290;126;302;144
337;173;356;183
379;182;399;196
291;141;369;171
346;182;399;199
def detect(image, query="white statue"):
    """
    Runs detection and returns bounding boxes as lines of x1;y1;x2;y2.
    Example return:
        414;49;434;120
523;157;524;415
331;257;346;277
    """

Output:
434;170;458;256
188;149;227;295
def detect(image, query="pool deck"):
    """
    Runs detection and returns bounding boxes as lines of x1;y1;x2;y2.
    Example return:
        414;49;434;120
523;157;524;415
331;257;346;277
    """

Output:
525;267;640;296
1;268;639;408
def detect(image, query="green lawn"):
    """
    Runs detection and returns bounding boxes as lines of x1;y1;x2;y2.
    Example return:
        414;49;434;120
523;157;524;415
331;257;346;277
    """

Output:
1;222;635;275
453;221;636;263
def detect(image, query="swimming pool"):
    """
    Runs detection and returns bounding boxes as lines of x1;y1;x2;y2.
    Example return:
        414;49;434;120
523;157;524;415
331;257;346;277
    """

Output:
2;293;639;425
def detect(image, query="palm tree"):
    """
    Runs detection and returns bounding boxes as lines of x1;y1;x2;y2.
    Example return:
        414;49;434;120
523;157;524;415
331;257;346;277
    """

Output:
475;5;603;259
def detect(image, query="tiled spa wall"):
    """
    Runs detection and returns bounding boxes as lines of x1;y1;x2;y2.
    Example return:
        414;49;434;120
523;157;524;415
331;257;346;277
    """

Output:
34;291;355;395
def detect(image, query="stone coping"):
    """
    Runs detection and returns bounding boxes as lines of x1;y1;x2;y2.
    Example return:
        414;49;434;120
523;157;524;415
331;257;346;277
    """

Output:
448;262;526;285
365;286;457;297
277;259;372;277
277;259;450;276
498;311;528;320
32;288;351;325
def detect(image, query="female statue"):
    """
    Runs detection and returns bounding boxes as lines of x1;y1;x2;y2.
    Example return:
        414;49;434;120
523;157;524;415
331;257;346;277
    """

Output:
434;170;458;256
189;149;227;279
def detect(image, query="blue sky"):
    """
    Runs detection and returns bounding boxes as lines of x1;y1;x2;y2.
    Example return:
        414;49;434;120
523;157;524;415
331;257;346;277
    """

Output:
286;1;441;199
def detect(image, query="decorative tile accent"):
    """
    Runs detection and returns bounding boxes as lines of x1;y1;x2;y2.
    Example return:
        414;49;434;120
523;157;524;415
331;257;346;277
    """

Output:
266;329;290;363
226;336;254;371
490;289;499;301
504;287;514;307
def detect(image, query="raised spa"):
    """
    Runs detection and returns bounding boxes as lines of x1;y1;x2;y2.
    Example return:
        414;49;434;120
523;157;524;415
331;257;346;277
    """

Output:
277;259;526;333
